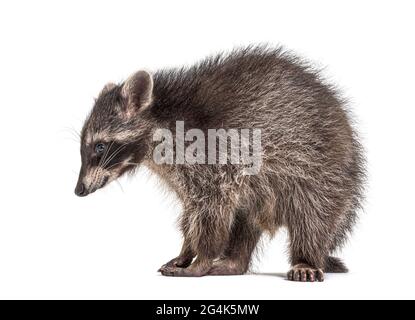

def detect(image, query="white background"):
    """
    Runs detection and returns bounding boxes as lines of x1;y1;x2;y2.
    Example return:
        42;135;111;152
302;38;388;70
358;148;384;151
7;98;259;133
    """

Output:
0;0;414;300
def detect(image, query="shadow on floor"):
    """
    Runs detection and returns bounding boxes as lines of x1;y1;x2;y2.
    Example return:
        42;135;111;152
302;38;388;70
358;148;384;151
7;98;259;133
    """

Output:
250;272;287;279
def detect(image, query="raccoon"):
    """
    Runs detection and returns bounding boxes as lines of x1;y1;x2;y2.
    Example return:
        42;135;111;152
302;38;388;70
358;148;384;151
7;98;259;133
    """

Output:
75;46;365;282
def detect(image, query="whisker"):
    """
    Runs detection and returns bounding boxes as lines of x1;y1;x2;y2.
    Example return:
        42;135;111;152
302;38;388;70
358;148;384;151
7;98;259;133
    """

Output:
99;140;115;168
102;143;128;168
63;126;81;140
115;180;125;193
103;147;125;168
105;161;140;170
105;161;124;170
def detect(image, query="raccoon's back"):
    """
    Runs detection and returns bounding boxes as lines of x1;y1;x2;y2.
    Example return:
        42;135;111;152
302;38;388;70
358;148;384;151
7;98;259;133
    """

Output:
151;46;343;129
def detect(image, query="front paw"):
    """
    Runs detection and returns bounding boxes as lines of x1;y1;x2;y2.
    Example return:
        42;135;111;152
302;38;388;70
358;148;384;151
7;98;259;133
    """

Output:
159;265;206;277
158;256;193;273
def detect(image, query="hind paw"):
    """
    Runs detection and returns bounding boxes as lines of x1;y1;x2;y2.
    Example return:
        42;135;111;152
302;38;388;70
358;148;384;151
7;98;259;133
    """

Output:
158;256;193;273
159;265;208;277
287;264;324;282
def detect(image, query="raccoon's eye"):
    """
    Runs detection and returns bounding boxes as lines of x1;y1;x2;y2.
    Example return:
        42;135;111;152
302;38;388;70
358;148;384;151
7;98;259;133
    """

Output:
95;143;106;155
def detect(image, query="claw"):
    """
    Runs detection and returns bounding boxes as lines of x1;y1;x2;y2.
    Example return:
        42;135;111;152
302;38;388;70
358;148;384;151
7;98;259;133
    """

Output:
287;264;324;282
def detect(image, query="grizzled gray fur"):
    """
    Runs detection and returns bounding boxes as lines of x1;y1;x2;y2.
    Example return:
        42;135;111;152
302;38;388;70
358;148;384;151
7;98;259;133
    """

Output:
75;46;365;282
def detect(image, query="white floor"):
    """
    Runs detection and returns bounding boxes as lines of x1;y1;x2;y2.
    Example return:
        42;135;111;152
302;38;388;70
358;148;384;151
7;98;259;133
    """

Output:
0;171;412;300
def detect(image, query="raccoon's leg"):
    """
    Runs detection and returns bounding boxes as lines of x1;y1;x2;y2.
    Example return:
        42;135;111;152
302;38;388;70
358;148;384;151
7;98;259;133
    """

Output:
209;211;262;276
158;238;195;272
286;211;330;282
158;212;195;273
160;200;236;277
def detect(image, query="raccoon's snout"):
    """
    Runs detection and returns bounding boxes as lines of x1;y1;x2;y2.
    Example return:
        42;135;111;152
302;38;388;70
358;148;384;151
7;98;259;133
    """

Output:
75;182;87;197
75;174;110;197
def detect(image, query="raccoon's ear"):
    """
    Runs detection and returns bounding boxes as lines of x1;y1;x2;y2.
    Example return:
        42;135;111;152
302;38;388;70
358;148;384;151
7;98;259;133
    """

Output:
121;70;153;115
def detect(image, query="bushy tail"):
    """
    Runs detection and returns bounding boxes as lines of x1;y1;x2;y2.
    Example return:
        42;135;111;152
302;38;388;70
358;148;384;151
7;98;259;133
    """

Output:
324;256;348;273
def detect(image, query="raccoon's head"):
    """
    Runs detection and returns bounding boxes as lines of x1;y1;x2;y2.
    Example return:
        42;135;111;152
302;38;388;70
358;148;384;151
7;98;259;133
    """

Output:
75;70;154;197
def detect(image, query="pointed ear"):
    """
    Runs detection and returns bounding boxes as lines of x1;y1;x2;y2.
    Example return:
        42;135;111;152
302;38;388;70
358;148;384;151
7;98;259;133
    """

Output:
100;82;117;95
121;70;153;115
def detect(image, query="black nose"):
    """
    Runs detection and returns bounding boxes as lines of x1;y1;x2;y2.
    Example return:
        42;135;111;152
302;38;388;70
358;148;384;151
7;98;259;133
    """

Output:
75;183;87;197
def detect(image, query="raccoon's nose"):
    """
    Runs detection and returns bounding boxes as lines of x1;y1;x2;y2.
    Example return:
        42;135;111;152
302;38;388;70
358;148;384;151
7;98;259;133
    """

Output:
75;183;87;197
